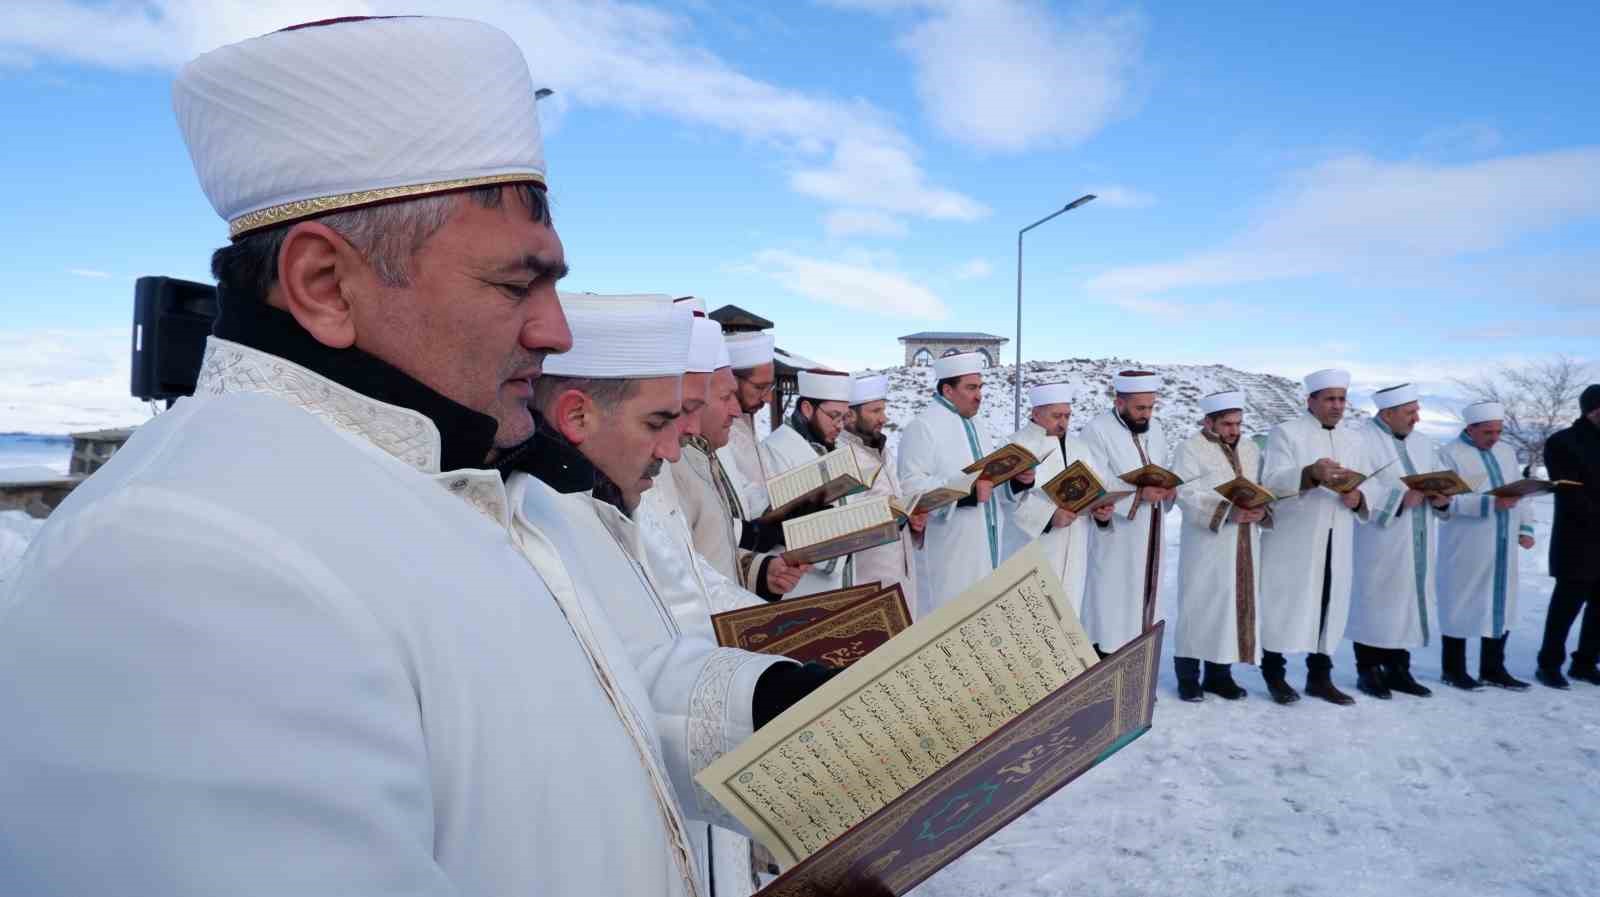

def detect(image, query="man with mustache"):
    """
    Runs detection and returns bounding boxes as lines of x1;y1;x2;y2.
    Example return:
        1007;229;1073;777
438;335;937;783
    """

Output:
760;369;858;596
1346;384;1451;700
839;373;927;599
1081;371;1176;655
0;18;719;896
719;331;780;519
511;293;836;897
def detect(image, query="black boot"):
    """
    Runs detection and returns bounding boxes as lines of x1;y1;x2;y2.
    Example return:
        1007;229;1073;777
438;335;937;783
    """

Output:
1441;636;1483;690
1356;666;1392;699
1261;651;1299;704
1569;662;1600;686
1174;657;1204;702
1306;670;1356;706
1382;650;1433;697
1202;662;1247;700
1479;635;1529;690
1536;667;1571;690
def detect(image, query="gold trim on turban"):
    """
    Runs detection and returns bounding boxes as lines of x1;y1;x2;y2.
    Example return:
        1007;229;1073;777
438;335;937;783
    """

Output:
228;171;547;238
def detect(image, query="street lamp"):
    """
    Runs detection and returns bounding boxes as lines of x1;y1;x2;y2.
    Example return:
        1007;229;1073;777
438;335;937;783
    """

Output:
1013;194;1096;430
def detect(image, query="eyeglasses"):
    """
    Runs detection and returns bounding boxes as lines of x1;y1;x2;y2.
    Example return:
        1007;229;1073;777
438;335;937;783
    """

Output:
744;380;775;397
816;408;848;424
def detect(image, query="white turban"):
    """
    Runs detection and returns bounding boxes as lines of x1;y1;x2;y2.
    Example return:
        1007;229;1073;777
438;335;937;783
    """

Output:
932;353;985;380
1462;401;1505;425
850;374;889;406
714;337;732;370
174;17;547;238
1373;383;1420;410
1200;390;1246;415
1304;368;1351;394
1113;370;1162;394
725;332;775;369
1029;383;1073;407
797;370;853;403
674;295;707;315
543;294;692;378
685;318;724;374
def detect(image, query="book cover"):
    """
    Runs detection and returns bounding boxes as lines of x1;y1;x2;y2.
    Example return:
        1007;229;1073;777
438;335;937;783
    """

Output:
751;623;1163;897
1486;478;1582;498
1401;470;1474;497
711;583;885;652
1118;464;1183;490
961;443;1047;487
755;585;913;669
1041;459;1106;513
1214;476;1279;510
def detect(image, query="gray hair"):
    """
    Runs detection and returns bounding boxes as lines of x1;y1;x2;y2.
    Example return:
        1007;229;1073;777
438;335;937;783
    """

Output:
532;375;638;417
210;182;552;302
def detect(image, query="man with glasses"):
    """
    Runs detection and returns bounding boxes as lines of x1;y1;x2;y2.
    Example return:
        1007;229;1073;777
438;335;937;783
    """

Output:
760;369;856;597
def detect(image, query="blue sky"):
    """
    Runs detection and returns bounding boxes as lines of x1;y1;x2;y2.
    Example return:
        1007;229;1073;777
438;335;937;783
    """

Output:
2;1;1597;433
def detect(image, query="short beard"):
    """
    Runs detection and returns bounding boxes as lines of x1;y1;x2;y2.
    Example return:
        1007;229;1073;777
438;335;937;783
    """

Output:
850;422;886;451
1119;411;1150;434
642;458;664;480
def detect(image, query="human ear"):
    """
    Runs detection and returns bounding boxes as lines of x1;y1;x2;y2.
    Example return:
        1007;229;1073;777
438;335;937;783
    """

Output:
275;221;361;349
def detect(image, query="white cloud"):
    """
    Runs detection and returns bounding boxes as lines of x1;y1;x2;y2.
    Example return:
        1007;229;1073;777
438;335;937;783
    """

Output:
0;328;152;434
822;209;909;239
749;249;949;320
952;258;992;280
2;1;983;228
1088;147;1600;299
1086;185;1153;209
67;268;112;279
831;0;1144;152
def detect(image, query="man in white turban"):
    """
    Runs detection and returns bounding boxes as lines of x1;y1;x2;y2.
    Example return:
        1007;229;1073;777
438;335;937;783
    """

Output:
1001;382;1113;618
1081;370;1175;654
1257;368;1378;706
719;331;779;518
511;293;833;897
1169;390;1268;702
1436;401;1536;690
0;17;716;896
839;373;926;599
897;353;1020;616
1346;383;1451;700
760;369;857;596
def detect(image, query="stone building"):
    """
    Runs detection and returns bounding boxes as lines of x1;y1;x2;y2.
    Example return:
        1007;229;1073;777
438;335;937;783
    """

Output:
898;331;1009;368
69;428;136;476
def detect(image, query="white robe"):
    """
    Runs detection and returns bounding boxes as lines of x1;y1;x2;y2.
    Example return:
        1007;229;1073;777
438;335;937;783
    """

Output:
1258;413;1379;655
1000;422;1094;618
1437;435;1536;639
1170;431;1267;664
759;423;846;596
1080;411;1173;652
839;430;920;600
0;337;699;897
896;397;1014;618
1347;421;1448;650
638;469;766;638
668;443;768;597
718;414;770;519
511;474;778;897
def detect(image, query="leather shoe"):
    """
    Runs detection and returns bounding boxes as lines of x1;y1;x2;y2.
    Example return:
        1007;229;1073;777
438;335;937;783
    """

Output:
1480;668;1531;690
1264;676;1300;705
1177;679;1204;702
1383;667;1433;697
1536;667;1571;690
1202;673;1248;701
1356;668;1391;699
1306;676;1356;706
1441;670;1484;691
1569;664;1600;686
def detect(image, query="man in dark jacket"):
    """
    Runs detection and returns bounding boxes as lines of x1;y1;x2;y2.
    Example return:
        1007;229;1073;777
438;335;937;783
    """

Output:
1536;384;1600;688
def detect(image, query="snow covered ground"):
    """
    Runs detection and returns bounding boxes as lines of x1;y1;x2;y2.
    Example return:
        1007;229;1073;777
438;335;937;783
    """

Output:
920;495;1598;897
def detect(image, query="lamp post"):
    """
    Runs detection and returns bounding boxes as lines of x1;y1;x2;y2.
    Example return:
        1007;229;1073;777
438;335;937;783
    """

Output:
1013;194;1096;430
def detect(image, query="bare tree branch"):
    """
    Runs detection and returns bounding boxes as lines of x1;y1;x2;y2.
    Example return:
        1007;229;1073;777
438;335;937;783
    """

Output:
1449;354;1593;465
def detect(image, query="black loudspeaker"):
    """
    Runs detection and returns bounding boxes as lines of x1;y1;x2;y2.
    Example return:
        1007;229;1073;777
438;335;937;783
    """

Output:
131;276;219;402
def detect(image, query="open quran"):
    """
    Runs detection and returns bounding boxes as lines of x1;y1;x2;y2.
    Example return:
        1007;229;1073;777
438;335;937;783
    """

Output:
1323;458;1397;495
1401;470;1475;497
780;496;903;566
892;475;980;517
962;442;1051;488
711;583;913;670
1486;478;1582;498
760;446;866;524
1214;476;1281;510
1118;463;1183;490
698;544;1162;896
1042;459;1133;514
